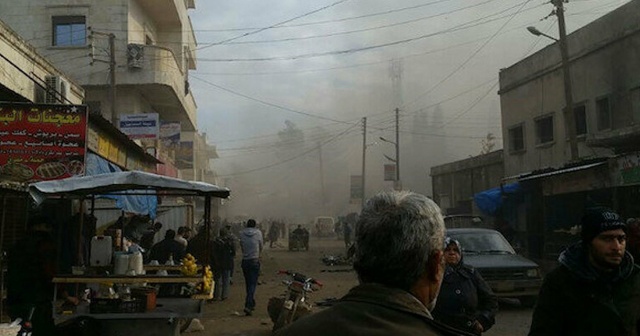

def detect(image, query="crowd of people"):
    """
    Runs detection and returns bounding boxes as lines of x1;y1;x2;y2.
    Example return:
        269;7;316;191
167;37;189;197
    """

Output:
4;190;640;336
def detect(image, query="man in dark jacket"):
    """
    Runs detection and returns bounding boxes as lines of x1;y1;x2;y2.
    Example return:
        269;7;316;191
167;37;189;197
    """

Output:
149;229;185;264
212;227;236;301
529;207;640;336
274;191;473;336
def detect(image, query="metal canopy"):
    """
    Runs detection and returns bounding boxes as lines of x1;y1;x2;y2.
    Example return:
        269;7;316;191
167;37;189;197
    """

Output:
28;171;230;204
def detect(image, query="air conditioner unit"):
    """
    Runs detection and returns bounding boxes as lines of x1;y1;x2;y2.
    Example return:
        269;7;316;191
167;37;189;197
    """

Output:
44;75;67;104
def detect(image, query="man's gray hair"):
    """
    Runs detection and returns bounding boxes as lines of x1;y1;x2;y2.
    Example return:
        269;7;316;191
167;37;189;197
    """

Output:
353;191;445;291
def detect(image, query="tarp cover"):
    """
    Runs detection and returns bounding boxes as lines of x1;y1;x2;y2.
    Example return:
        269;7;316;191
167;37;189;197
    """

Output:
473;182;520;215
28;170;230;215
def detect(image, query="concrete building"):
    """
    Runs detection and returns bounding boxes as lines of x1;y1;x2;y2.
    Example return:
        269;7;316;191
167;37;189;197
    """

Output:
431;150;504;216
0;0;197;132
498;0;640;262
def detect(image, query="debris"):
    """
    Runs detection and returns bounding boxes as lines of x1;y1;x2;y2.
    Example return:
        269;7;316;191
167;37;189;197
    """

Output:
183;318;205;332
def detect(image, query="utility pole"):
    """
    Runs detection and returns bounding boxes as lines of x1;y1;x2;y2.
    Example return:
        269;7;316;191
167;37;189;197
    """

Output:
395;107;401;190
554;0;578;161
89;29;117;124
361;117;367;209
317;141;326;209
108;33;117;125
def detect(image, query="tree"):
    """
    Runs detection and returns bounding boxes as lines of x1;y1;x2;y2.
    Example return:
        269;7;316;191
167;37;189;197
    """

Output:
480;133;496;155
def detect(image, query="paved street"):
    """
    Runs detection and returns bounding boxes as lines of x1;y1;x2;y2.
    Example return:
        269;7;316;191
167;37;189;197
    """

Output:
195;238;533;336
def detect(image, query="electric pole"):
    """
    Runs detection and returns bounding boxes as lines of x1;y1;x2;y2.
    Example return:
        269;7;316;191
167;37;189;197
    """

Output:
361;117;367;209
317;141;326;209
555;0;578;161
395;107;400;189
109;33;117;125
89;29;117;124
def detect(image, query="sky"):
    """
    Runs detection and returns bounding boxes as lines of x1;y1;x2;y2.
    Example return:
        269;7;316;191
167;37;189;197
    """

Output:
187;0;629;221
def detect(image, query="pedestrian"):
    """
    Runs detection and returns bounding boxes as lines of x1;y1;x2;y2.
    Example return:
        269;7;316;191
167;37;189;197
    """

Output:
274;191;470;336
149;229;186;264
268;222;279;248
212;227;236;301
343;221;352;249
239;219;264;316
432;237;498;335
225;224;237;285
529;207;640;336
7;214;79;336
175;226;189;248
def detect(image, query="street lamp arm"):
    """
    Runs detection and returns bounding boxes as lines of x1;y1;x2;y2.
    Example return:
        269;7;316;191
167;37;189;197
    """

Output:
383;154;397;162
379;136;396;145
527;26;559;41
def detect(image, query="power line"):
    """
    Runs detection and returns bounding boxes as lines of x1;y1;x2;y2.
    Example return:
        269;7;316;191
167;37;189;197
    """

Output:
216;0;501;46
216;123;359;177
196;0;352;51
195;1;543;62
191;75;356;124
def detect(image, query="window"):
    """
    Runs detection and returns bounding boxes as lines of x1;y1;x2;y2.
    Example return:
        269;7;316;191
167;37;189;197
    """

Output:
535;115;554;145
508;124;525;153
52;16;86;46
596;97;611;130
574;104;587;136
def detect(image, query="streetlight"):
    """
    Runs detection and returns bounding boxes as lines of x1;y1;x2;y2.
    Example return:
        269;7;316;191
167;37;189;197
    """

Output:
526;26;558;41
527;0;579;161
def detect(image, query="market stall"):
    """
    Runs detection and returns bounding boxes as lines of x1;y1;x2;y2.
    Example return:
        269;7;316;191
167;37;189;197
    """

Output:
27;171;230;336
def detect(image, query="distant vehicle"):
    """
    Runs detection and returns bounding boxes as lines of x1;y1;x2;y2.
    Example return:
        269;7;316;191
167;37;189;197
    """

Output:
446;228;542;307
313;216;335;237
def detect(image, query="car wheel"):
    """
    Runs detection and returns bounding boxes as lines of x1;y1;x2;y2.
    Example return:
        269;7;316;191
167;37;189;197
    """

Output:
519;296;537;308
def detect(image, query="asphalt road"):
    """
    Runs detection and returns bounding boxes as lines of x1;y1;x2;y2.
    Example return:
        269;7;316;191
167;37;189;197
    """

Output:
194;238;533;336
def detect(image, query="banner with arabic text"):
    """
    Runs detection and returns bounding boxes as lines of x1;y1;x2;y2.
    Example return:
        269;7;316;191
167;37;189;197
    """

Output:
0;102;88;182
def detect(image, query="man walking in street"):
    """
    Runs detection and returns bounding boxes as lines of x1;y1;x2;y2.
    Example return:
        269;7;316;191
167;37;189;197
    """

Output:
275;191;471;336
529;207;640;336
240;219;263;316
212;227;236;301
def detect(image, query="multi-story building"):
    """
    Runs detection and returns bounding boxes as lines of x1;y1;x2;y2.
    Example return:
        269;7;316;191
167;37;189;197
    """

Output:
0;0;201;174
498;0;640;262
0;1;224;229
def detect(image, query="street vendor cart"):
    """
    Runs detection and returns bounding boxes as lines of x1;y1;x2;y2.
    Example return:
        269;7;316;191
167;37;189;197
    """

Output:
27;171;230;336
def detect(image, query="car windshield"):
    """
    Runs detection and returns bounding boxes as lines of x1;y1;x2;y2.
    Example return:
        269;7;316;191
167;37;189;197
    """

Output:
448;231;515;255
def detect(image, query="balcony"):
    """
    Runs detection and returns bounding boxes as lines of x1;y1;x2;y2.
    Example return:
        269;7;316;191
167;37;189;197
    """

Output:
587;124;640;154
119;44;197;131
135;0;181;25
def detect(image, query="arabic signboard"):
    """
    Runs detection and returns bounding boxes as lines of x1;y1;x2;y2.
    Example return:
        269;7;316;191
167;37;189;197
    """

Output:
350;175;363;201
0;102;88;182
119;113;159;139
384;164;396;181
175;141;193;169
160;121;180;149
616;153;640;186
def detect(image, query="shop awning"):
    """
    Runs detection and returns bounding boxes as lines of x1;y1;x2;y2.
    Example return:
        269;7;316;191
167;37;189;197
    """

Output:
474;182;521;216
28;171;230;205
518;161;606;182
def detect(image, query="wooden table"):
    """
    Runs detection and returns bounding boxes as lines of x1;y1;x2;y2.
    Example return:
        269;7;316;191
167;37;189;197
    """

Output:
52;275;206;336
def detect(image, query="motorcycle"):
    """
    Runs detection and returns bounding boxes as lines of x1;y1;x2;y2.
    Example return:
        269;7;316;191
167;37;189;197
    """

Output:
267;270;322;333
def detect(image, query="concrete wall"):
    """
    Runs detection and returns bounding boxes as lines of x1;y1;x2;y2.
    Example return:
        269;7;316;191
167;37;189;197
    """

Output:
499;0;640;176
0;19;84;104
431;150;504;214
0;0;198;130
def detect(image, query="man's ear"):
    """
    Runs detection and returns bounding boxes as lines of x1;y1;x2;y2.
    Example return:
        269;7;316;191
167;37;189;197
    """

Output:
426;250;444;283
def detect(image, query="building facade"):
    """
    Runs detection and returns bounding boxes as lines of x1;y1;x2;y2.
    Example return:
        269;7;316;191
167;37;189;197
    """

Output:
431;150;504;216
498;0;640;263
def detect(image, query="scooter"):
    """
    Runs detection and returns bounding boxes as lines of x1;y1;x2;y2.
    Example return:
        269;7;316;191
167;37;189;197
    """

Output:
268;270;322;333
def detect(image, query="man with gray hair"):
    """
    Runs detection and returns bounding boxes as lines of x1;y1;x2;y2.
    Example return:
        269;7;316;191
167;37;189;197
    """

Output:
275;191;469;336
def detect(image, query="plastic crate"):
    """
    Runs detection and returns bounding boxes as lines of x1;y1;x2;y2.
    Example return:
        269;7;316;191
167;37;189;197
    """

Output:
89;298;144;314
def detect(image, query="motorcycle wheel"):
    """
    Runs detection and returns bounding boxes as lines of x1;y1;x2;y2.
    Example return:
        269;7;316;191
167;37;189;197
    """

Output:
272;307;290;332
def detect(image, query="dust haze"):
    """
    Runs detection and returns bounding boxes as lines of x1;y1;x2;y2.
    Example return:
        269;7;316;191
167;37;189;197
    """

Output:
188;0;628;222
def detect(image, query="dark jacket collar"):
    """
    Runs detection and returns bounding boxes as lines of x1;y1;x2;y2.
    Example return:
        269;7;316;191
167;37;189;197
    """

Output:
341;283;433;320
558;242;635;283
